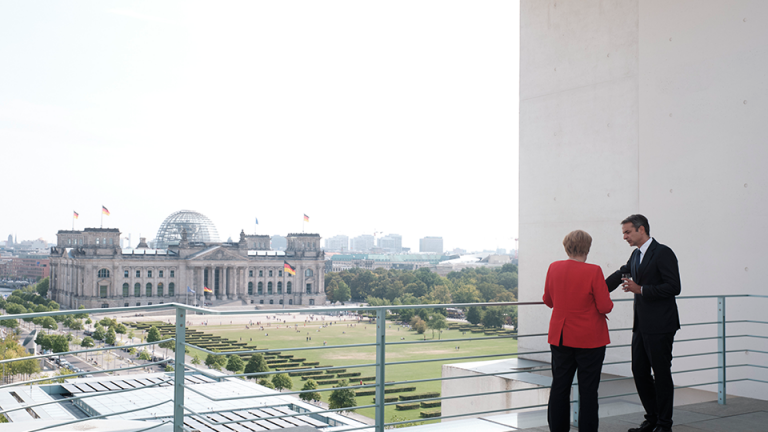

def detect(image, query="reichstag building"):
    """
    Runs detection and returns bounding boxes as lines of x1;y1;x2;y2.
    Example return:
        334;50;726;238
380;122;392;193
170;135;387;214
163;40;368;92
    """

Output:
48;210;326;309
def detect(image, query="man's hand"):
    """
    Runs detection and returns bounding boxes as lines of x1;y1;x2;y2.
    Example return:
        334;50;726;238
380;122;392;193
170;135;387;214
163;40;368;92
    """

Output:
622;278;642;294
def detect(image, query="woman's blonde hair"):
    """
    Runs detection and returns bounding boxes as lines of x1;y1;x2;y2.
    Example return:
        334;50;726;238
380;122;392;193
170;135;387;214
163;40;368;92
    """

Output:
563;230;592;257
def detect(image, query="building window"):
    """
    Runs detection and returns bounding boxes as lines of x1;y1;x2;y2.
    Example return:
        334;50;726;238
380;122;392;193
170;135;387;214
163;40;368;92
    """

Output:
124;303;129;307
124;270;129;278
306;283;312;294
305;269;313;277
258;282;263;295
269;299;274;304
157;283;164;297
123;283;129;297
267;282;273;295
279;299;283;305
68;239;71;245
269;270;273;277
287;282;292;294
148;302;152;306
96;238;100;245
259;270;263;277
159;270;164;278
248;282;253;295
249;270;253;277
147;270;152;278
134;283;141;297
98;268;110;278
100;286;108;298
102;303;109;308
170;270;175;278
309;299;315;305
136;302;141;306
136;270;140;278
277;282;282;294
109;238;113;245
168;283;175;296
146;283;152;297
289;299;293;305
259;299;264;304
279;270;283;277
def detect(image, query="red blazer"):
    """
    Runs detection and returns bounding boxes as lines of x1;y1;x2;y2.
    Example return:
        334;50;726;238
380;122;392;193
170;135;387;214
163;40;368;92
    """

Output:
543;260;613;348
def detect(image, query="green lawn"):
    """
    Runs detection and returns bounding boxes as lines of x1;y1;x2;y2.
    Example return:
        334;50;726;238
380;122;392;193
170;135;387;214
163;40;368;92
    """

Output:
188;320;518;425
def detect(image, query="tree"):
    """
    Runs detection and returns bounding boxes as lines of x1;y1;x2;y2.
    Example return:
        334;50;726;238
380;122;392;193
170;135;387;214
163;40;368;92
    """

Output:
482;307;506;328
205;353;218;368
36;333;52;351
244;354;269;379
50;335;69;353
92;325;106;341
410;316;427;335
258;378;275;389
81;337;95;348
36;277;49;297
226;355;245;373
85;318;92;325
105;327;117;345
330;280;351;304
300;379;322;403
99;317;117;329
69;319;83;331
138;350;152;361
271;373;293;391
146;326;162;343
115;323;127;334
165;364;175;372
466;306;484;325
426;313;447;339
191;355;201;365
0;317;18;329
40;316;58;333
329;379;357;412
74;305;89;320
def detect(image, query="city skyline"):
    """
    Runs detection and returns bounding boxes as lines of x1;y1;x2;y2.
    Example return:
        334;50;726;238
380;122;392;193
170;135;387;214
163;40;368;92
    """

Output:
0;2;520;253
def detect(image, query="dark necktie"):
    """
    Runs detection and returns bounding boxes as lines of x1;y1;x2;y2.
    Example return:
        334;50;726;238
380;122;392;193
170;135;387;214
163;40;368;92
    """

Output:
632;249;641;281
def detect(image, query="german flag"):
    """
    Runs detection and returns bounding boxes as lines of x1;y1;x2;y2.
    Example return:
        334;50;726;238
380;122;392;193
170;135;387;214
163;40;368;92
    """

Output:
102;206;110;216
303;214;309;222
73;211;79;219
203;286;213;293
284;261;296;276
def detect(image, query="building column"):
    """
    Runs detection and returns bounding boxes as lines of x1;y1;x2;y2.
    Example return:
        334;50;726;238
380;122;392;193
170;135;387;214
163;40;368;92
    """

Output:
224;266;231;300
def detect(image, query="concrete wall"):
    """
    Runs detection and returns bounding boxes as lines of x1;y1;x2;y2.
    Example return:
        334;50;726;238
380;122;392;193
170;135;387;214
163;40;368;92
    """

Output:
519;0;768;400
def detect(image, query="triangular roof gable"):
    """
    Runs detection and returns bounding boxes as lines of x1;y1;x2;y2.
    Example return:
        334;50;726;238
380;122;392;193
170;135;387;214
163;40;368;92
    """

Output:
188;246;246;261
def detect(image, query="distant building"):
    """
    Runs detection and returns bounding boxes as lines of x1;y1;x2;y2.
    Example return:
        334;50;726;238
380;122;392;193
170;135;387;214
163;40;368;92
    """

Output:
350;235;375;253
419;236;444;254
271;235;287;251
329;253;450;272
10;255;50;281
324;235;349;252
376;234;402;253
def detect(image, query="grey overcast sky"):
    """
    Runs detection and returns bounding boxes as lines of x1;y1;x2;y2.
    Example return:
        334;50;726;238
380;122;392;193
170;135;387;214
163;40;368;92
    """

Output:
0;1;520;253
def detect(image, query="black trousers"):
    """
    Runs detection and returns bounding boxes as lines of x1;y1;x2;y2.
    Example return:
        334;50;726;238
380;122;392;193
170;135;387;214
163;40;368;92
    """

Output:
632;331;676;429
548;344;606;432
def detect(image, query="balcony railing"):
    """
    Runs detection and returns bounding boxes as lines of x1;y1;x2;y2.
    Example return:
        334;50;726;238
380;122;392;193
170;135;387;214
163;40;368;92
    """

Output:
0;294;766;431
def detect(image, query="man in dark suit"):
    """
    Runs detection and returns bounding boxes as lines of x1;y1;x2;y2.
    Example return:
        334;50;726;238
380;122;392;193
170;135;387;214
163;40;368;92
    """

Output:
606;214;681;432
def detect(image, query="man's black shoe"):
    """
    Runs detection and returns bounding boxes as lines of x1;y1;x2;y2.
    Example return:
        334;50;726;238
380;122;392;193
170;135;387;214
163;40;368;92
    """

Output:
652;427;672;432
628;421;656;432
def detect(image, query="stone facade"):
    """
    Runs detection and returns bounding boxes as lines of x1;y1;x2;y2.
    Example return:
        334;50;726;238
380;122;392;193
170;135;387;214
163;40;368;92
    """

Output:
49;228;326;309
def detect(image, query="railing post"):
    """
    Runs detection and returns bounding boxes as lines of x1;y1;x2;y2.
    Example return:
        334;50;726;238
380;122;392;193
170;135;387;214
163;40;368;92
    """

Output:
174;305;187;431
375;308;387;432
717;296;726;405
571;375;579;428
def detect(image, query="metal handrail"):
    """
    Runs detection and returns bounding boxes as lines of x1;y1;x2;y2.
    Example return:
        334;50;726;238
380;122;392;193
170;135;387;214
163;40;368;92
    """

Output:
0;295;766;431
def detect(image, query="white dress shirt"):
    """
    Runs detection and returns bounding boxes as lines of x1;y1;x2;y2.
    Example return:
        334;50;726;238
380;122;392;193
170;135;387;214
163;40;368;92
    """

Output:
637;237;653;294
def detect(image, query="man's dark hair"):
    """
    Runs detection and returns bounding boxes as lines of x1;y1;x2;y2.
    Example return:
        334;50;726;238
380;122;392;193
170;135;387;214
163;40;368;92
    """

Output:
621;214;650;235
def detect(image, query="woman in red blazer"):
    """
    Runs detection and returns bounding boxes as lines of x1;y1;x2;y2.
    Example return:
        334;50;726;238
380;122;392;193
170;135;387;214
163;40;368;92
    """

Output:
543;230;613;432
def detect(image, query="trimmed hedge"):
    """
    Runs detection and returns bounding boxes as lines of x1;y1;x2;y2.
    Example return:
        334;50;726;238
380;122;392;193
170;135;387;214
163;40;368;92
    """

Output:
326;368;346;374
373;396;398;403
337;372;361;378
420;401;441;408
289;370;325;377
399;392;440;401
316;379;340;385
395;403;420;411
420;409;441;418
385;387;416;394
302;362;319;366
355;390;375;397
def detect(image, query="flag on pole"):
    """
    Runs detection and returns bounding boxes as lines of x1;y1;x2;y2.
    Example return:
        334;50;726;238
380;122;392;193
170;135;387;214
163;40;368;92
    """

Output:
303;214;309;222
283;261;296;276
203;286;213;293
255;217;259;225
102;206;110;216
73;211;79;219
187;286;195;293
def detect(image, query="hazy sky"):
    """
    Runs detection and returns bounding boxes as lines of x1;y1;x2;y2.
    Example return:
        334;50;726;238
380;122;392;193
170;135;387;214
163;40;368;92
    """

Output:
1;1;520;252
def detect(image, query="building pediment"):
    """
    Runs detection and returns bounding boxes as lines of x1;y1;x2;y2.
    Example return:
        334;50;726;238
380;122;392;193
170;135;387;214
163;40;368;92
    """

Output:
189;246;245;261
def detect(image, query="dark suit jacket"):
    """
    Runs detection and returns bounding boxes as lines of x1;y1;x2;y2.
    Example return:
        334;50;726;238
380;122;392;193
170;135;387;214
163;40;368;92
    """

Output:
606;239;681;334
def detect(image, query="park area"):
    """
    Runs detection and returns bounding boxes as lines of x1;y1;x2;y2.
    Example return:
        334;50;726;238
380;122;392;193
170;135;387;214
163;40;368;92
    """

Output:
128;313;518;425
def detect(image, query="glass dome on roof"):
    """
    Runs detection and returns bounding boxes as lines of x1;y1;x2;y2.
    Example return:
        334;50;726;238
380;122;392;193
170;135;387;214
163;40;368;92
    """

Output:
154;210;220;249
